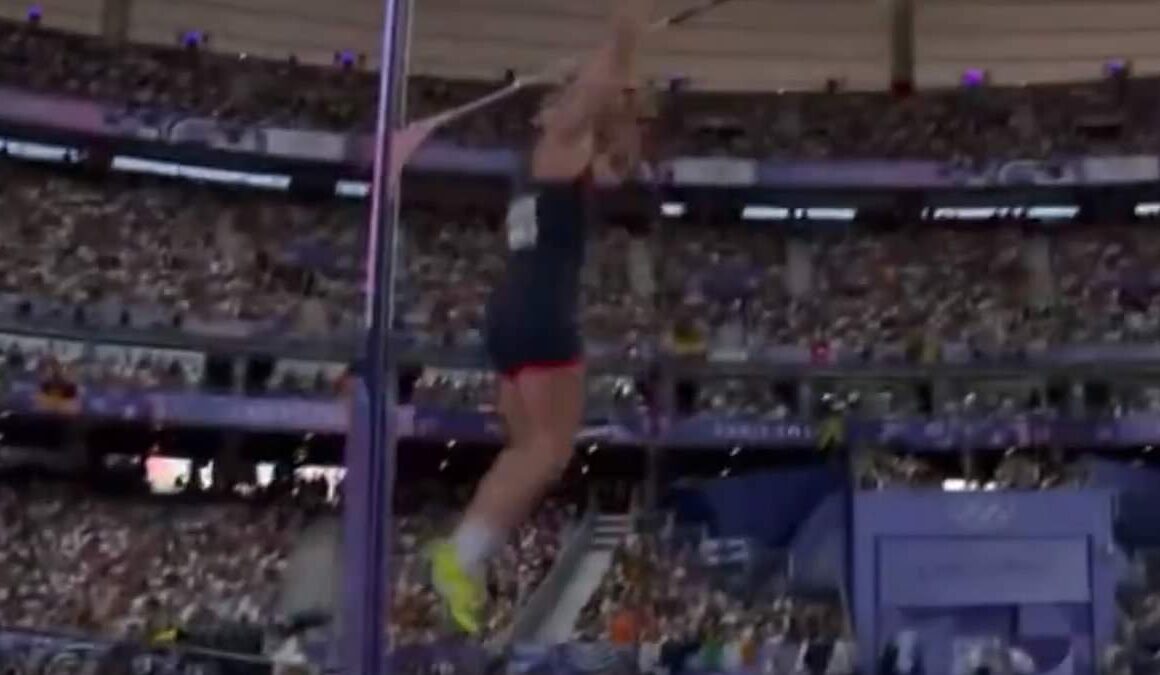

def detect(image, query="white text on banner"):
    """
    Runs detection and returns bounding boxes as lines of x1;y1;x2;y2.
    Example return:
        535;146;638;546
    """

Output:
670;157;757;187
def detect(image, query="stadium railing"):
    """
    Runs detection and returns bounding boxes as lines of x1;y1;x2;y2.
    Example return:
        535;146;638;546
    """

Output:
0;625;312;675
503;507;598;647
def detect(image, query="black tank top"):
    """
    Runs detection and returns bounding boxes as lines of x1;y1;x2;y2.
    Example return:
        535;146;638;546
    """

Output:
496;177;589;319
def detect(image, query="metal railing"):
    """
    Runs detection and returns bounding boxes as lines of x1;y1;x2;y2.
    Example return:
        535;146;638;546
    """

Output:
0;625;310;675
503;508;598;647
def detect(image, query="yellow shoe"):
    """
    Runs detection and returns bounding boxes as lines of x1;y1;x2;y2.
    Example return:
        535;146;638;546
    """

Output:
429;539;484;635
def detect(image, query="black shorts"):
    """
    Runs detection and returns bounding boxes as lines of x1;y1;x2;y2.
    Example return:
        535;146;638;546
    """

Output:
485;292;582;379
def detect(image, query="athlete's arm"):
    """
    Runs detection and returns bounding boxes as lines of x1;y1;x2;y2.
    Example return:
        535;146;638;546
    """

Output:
538;0;654;140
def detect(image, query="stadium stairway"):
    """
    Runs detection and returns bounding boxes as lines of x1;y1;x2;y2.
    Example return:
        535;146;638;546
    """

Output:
531;513;632;644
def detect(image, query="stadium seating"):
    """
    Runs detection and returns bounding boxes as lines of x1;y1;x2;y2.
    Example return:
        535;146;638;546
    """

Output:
0;478;575;647
576;531;853;674
3;18;1159;156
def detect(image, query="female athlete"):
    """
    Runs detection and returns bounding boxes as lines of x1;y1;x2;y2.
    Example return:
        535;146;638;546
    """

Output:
431;0;654;635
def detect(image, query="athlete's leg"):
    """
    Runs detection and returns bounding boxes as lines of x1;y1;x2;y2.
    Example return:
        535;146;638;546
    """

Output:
448;378;530;574
434;367;584;635
497;375;531;450
459;364;584;541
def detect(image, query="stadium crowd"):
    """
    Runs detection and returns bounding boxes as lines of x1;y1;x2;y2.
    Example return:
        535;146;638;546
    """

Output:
0;167;365;342
3;18;1159;158
5;167;1160;365
0;14;1158;371
0;480;297;637
577;531;854;675
390;490;574;645
0;475;577;651
7;160;1160;421
1109;551;1160;675
853;447;1086;490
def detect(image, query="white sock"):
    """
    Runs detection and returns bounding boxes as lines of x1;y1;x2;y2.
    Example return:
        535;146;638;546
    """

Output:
451;518;502;573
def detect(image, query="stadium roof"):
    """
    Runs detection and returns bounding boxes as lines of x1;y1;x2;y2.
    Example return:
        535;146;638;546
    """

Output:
3;0;1159;91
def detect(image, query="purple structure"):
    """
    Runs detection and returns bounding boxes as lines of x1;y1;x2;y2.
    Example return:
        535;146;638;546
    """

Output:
343;0;413;671
853;490;1117;675
961;68;987;88
1104;59;1130;77
343;383;382;672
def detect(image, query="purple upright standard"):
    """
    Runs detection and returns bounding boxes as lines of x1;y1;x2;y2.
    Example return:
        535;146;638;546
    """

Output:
344;0;413;670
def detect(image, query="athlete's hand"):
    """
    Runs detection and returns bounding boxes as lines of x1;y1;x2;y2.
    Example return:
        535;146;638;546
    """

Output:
607;0;655;91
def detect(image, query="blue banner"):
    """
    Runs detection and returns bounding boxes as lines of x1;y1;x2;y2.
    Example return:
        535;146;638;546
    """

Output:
2;380;651;439
12;378;1160;449
663;415;817;447
877;537;1091;606
757;159;952;187
664;413;1155;450
150;391;347;432
669;466;841;546
2;85;1158;188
